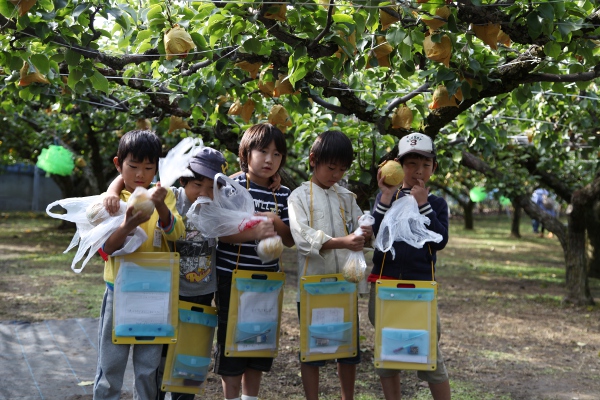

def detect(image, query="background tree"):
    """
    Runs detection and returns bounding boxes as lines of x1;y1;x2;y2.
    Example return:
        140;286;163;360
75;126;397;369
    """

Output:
1;0;599;303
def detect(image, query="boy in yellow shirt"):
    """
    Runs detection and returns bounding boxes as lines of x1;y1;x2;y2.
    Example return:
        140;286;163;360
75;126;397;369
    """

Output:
94;129;184;399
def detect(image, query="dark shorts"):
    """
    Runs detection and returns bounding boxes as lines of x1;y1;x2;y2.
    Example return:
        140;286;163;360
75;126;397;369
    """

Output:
213;273;274;376
296;302;361;367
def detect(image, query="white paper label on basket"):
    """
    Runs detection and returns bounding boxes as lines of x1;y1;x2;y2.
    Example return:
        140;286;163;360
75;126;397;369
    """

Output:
239;291;279;324
115;292;170;326
311;307;343;325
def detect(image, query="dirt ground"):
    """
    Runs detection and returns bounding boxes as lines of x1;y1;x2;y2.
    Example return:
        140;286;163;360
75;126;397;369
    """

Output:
65;249;600;400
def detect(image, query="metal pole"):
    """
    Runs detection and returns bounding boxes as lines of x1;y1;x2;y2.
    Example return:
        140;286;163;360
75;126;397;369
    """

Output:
32;165;40;211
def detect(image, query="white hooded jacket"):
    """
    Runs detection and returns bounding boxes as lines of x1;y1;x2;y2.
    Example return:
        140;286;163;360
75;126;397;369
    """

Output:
288;181;368;294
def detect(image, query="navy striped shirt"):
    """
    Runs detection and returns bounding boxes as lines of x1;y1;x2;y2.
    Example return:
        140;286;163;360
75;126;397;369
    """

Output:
216;174;290;275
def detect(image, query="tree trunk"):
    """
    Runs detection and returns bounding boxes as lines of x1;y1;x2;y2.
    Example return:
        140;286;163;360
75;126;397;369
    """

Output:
464;200;474;230
586;200;600;279
564;196;594;305
511;204;521;238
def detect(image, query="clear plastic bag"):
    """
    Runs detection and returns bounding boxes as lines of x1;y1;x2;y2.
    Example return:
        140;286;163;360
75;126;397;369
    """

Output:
342;214;375;283
374;195;442;258
186;173;266;238
158;137;203;188
46;196;147;273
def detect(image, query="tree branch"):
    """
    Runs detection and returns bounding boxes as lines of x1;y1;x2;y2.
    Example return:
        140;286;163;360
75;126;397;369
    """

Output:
309;0;335;49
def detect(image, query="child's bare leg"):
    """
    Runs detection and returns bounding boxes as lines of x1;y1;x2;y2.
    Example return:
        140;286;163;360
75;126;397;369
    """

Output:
301;363;320;400
221;374;243;399
241;368;262;397
380;374;401;399
429;380;451;400
337;363;356;400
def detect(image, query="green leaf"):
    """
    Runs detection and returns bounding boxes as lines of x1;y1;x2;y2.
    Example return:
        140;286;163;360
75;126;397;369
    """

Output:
332;14;354;24
289;65;307;87
544;41;561;58
243;38;262;53
230;20;246;39
386;29;406;47
179;97;192;111
30;54;50;75
527;12;543;40
0;1;14;18
73;3;90;18
146;4;163;20
320;63;333;82
90;71;109;93
537;3;554;20
65;49;81;66
552;0;566;19
135;29;153;43
67;67;83;90
469;58;481;73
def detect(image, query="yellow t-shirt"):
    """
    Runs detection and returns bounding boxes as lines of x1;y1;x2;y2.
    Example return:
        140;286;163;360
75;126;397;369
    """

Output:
103;187;184;285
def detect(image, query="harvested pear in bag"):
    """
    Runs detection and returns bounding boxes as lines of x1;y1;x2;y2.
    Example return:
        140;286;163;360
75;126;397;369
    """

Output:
128;187;155;218
342;214;375;283
86;203;109;226
342;252;367;283
256;235;284;262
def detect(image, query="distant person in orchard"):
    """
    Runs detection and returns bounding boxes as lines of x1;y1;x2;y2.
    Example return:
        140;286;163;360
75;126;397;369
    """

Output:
531;188;556;238
368;133;451;400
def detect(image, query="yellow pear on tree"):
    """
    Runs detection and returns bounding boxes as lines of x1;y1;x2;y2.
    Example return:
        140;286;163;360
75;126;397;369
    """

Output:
235;61;262;79
168;116;191;134
9;0;36;16
423;33;452;67
136;118;152;130
240;100;256;123
264;4;287;22
423;6;451;31
268;105;293;133
497;29;511;47
19;62;49;86
164;25;195;60
380;8;400;31
472;22;501;50
258;67;276;98
392;105;413;130
429;86;458;109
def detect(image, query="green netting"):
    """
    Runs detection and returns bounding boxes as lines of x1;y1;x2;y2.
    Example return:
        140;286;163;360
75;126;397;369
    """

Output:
469;187;487;203
36;145;75;176
499;196;511;206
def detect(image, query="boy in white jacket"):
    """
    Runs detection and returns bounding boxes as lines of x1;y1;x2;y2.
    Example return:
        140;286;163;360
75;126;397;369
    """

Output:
288;130;372;400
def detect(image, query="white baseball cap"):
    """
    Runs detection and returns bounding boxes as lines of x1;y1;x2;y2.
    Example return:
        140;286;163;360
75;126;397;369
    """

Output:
397;133;436;159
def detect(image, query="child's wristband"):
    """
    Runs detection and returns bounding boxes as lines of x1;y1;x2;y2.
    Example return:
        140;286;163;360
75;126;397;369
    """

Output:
158;210;175;233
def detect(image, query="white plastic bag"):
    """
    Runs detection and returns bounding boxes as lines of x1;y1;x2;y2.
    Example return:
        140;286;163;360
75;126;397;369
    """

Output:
186;173;266;238
158;137;203;187
342;214;375;283
46;196;147;273
374;195;442;258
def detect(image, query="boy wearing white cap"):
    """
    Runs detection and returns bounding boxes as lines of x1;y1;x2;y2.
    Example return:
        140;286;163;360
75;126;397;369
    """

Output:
367;133;451;400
